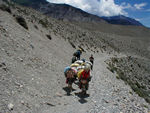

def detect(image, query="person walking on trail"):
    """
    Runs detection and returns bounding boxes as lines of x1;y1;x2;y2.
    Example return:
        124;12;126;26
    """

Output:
78;64;91;94
74;49;82;60
89;54;94;70
71;54;77;63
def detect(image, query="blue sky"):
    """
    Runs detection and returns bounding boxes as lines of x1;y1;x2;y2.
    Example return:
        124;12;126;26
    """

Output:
115;0;150;27
47;0;150;27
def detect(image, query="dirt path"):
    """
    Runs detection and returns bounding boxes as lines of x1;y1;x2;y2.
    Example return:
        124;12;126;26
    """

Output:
41;53;150;113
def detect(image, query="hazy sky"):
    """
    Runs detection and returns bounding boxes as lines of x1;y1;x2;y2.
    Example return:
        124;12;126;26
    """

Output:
47;0;150;27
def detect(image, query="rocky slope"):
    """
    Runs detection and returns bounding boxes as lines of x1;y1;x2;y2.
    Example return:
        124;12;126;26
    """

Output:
0;1;150;113
106;56;150;103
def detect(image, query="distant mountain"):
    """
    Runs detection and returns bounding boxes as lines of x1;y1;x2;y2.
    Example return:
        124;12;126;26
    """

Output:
38;3;105;23
11;0;105;23
12;0;47;6
11;0;143;26
101;15;143;26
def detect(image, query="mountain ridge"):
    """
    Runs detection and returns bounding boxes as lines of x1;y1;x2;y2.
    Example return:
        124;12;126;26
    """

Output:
102;15;143;26
11;0;143;26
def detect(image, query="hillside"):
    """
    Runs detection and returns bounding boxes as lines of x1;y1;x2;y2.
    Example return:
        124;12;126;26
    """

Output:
0;1;150;113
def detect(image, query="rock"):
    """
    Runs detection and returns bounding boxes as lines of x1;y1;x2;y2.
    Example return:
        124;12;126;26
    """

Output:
25;103;31;108
58;103;61;105
3;67;8;71
20;85;23;88
1;48;4;51
0;64;3;67
12;90;15;95
8;103;14;110
117;99;120;102
15;82;23;88
21;100;25;105
30;44;34;49
64;103;68;106
123;97;126;99
113;103;118;106
92;100;97;103
55;92;62;97
103;99;109;103
46;102;55;106
2;62;6;66
0;62;6;68
20;58;23;62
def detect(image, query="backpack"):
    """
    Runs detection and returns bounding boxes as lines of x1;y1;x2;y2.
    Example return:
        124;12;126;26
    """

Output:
77;69;84;78
76;50;81;56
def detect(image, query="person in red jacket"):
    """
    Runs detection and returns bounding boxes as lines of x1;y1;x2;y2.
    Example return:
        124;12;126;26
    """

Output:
79;64;91;94
89;54;94;70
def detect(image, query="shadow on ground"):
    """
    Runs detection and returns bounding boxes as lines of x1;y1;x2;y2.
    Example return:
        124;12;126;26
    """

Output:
63;86;76;96
75;92;90;104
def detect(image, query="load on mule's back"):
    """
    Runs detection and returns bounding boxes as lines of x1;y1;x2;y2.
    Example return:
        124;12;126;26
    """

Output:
77;63;91;94
64;66;77;90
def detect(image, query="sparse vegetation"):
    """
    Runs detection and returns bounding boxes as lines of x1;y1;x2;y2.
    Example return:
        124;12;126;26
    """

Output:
107;62;117;73
106;57;150;103
39;18;49;28
2;0;15;8
46;34;52;40
16;16;28;30
17;8;29;15
0;4;11;14
68;40;76;49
